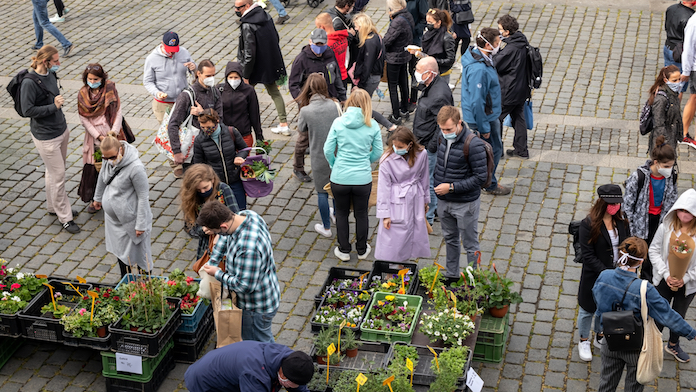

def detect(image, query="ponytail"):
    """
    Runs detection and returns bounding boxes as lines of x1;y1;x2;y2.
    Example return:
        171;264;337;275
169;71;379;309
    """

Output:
100;131;121;153
650;135;676;163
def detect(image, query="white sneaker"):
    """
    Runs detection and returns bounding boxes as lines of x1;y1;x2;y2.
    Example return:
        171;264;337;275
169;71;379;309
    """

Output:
578;340;592;361
314;223;332;238
334;247;350;261
329;207;336;224
593;334;604;349
357;244;371;260
49;14;65;22
271;125;291;136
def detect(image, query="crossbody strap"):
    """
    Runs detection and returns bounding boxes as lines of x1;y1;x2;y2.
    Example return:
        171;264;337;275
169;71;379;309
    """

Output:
640;280;648;324
618;277;638;310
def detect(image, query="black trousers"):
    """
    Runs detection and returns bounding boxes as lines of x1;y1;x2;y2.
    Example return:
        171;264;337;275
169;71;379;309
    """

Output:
499;102;528;156
53;0;65;16
655;279;696;344
408;55;418;104
386;63;409;118
331;182;371;254
117;258;130;278
640;213;661;282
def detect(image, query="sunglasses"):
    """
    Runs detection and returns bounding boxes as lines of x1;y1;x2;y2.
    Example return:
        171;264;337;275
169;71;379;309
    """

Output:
87;64;102;71
102;154;118;160
234;4;247;10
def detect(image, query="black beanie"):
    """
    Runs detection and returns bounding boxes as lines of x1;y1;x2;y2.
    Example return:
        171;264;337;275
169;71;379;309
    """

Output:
281;351;314;385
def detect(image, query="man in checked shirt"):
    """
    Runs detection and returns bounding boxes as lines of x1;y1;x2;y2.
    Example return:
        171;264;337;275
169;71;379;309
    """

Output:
198;200;280;342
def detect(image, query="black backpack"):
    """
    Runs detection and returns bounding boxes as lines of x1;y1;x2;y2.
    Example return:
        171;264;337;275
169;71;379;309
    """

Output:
638;90;667;135
526;45;543;89
6;70;51;117
568;220;582;263
463;132;494;189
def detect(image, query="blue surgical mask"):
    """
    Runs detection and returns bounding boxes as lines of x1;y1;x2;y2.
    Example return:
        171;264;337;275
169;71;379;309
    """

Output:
311;44;327;55
393;144;408;155
442;131;457;140
87;81;102;89
666;81;683;93
50;65;60;73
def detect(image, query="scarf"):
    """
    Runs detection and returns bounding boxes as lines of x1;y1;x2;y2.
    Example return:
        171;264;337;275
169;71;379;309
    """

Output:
77;80;120;128
421;27;447;57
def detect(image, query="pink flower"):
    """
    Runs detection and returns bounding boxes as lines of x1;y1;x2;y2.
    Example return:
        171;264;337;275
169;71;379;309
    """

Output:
185;276;194;284
10;284;20;291
78;308;87;316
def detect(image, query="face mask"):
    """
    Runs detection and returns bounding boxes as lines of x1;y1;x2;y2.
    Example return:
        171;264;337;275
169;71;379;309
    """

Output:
108;153;123;167
414;71;423;84
199;187;214;198
678;210;694;224
393;144;408;155
228;78;242;89
426;23;435;30
442;130;457;140
87;81;102;89
491;45;500;56
666;81;682;93
50;65;60;72
311;44;328;54
658;166;673;178
606;204;621;216
203;77;215;87
235;10;243;17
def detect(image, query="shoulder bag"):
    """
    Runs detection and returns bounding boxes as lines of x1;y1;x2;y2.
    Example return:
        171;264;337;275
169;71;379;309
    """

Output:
637;280;664;384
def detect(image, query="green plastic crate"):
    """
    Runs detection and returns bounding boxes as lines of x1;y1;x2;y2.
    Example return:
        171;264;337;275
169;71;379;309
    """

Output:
359;292;422;343
473;323;509;363
101;340;174;380
0;337;23;369
476;313;508;346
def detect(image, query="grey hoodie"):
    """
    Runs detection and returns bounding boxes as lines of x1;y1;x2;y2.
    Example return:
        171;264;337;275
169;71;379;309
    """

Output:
649;189;696;296
143;45;194;103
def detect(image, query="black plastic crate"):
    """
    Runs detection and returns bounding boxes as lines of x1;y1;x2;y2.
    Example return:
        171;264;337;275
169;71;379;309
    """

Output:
63;331;111;351
385;342;472;387
104;348;175;392
367;261;419;295
19;281;91;342
314;267;371;308
309;341;391;372
310;290;371;334
109;298;182;358
0;288;46;338
172;309;214;364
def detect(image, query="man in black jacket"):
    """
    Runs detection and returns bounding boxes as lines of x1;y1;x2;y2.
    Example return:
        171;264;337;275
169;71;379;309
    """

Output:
236;0;289;135
665;0;695;102
288;29;346;182
412;56;453;225
494;15;531;159
433;106;488;279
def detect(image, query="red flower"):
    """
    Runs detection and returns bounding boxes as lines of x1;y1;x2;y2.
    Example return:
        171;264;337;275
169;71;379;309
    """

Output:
185;276;194;284
10;283;20;290
113;296;120;301
167;280;176;286
0;284;6;290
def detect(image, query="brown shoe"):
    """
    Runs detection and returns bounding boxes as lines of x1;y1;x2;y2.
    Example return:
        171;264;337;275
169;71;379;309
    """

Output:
173;165;184;179
484;184;511;196
276;15;290;24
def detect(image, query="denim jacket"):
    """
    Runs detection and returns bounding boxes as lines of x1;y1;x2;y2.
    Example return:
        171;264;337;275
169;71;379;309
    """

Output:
592;268;696;340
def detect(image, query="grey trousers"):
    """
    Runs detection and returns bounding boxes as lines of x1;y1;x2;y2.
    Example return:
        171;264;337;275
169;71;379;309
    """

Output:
598;343;643;392
438;197;480;277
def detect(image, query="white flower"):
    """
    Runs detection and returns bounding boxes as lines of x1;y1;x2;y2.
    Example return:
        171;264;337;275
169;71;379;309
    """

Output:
15;272;24;280
2;292;10;297
8;269;15;275
11;296;20;302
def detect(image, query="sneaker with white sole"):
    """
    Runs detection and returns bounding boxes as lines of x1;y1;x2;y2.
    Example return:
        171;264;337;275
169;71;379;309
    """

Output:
593;334;604;349
334;247;350;261
49;14;65;22
680;134;696;149
357;244;371;260
271;125;291;136
666;342;691;363
314;223;332;238
329;207;336;224
578;340;592;361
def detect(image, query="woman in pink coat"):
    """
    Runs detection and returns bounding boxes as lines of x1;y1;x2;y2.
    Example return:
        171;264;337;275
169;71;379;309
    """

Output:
375;127;431;262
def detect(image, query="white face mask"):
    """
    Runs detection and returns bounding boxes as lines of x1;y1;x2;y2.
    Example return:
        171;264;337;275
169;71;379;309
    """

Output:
203;77;215;87
658;166;673;178
228;78;242;89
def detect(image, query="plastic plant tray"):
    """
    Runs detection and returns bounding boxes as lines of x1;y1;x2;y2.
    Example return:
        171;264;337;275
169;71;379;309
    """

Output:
101;340;174;379
104;349;175;392
108;298;182;357
385;342;472;386
314;267;371;308
473;322;510;363
359;292;422;343
172;309;214;364
476;312;509;346
309;341;391;372
311;289;371;334
367;261;419;295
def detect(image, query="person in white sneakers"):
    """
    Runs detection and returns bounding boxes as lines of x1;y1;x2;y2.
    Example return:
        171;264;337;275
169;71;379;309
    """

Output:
48;0;69;23
679;9;696;148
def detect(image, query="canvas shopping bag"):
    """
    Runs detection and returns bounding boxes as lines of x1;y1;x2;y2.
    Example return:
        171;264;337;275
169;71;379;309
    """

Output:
210;280;242;348
637;280;664;384
153;89;199;162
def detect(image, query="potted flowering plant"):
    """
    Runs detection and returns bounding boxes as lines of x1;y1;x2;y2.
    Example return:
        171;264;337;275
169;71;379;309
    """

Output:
312;289;370;332
164;269;203;315
61;304;120;338
483;271;522;318
116;276;175;334
418;308;476;346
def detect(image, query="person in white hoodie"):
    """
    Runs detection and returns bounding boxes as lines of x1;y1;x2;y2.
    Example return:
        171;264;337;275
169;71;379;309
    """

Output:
649;188;696;363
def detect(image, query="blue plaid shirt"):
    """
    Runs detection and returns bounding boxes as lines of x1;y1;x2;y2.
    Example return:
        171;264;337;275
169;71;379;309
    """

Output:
209;210;280;313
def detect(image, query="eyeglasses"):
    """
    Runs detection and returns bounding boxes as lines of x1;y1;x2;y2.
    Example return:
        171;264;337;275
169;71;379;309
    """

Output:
234;4;247;10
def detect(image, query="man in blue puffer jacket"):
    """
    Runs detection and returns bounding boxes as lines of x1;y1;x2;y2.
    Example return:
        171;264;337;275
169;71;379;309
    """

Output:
433;106;489;279
461;27;510;196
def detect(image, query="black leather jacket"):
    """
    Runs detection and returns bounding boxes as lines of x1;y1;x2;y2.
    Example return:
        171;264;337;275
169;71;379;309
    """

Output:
238;6;287;85
665;2;695;48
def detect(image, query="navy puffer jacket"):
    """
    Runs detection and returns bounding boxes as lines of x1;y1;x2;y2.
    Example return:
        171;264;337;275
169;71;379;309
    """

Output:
433;126;488;203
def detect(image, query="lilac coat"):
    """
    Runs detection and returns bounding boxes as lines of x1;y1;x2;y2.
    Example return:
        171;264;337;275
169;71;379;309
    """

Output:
374;149;431;262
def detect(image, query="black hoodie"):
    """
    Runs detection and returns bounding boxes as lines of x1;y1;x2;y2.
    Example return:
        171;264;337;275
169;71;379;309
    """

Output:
238;6;287;85
217;61;263;139
288;45;346;101
493;31;531;106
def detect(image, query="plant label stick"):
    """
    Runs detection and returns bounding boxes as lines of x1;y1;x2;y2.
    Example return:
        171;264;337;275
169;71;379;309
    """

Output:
382;375;395;392
62;282;83;297
87;290;99;324
338;320;347;353
397;268;409;294
326;343;336;384
406;358;414;385
75;276;87;284
36;274;48;279
427;346;439;370
430;263;444;293
449;291;457;309
358;272;369;289
355;373;367;392
43;283;56;311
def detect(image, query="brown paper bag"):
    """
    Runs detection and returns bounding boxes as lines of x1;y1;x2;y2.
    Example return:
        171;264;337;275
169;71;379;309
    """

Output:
668;232;694;291
210;280;242;348
425;219;433;235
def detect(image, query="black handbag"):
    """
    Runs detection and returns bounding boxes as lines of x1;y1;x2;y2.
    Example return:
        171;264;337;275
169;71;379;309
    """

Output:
451;0;474;25
122;117;135;144
603;278;644;352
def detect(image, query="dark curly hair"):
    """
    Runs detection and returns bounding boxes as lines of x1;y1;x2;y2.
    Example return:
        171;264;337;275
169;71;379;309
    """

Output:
498;15;519;34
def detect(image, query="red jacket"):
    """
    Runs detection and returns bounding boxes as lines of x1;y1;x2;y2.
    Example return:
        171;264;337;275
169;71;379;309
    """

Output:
327;30;349;80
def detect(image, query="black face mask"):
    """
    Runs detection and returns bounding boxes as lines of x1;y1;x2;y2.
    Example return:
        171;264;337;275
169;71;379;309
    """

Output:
235;10;243;17
199;187;214;198
426;23;435;30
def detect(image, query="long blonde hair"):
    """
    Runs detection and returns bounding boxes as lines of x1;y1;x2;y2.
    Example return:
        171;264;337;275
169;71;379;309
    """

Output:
353;13;379;48
31;45;59;70
179;164;221;225
345;89;372;127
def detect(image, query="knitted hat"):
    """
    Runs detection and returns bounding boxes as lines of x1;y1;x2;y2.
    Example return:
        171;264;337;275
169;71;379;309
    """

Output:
281;351;314;385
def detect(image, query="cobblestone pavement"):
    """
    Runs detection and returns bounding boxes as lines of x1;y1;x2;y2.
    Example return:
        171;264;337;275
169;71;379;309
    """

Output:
2;0;696;391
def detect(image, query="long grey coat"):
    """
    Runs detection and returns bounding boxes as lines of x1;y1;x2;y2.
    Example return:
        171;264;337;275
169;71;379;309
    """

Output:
298;94;342;193
649;85;682;156
94;142;153;271
623;161;678;240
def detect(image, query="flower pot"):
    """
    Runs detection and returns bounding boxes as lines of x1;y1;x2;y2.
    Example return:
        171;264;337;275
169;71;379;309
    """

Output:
489;305;509;318
97;326;108;338
317;355;327;365
130;327;139;332
345;348;358;358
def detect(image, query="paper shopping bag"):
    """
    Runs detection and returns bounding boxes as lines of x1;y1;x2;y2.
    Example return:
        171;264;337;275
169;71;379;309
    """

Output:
210;280;242;348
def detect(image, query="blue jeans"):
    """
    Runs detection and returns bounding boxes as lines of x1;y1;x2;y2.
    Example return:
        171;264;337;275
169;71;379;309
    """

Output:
241;308;277;342
577;305;600;340
32;0;71;48
228;181;247;210
426;150;437;223
267;0;288;17
317;192;336;230
664;45;689;92
469;120;502;190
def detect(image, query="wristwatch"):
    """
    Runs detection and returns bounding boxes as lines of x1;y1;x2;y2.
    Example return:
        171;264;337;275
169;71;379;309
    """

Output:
449;183;454;193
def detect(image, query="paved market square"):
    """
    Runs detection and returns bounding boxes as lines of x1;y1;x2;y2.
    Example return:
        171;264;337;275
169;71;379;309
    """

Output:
2;0;696;390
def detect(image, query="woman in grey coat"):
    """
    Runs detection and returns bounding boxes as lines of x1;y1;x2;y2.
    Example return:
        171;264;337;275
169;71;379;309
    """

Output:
91;132;153;276
296;74;342;238
649;65;683;157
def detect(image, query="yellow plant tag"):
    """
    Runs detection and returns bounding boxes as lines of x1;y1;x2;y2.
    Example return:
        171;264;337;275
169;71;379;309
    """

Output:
327;343;336;356
433;262;445;269
398;268;408;294
35;274;48;279
449;291;457;309
359;272;369;288
75;276;87;284
406;358;414;385
62;282;83;297
427;346;439;370
382;375;395;392
338;320;346;352
430;263;444;293
43;283;56;311
87;290;98;324
356;373;367;385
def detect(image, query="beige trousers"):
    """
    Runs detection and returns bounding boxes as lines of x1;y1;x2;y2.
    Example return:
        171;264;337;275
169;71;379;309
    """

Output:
31;128;73;223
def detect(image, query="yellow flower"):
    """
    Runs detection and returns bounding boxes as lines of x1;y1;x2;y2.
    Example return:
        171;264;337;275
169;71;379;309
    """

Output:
382;283;390;288
388;282;397;287
385;295;396;301
378;301;385;306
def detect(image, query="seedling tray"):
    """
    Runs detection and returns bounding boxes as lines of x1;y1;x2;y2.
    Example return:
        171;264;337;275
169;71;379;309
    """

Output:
314;267;371;308
108;298;181;358
385;342;472;387
309;341;391;372
367;261;419;295
311;290;371;334
359;292;422;343
0;288;46;338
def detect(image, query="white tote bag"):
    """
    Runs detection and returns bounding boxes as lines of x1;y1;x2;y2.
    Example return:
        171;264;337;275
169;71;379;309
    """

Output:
636;280;663;385
153;89;199;162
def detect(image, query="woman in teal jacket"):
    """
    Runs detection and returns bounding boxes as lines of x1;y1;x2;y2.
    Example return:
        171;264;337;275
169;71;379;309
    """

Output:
324;89;383;261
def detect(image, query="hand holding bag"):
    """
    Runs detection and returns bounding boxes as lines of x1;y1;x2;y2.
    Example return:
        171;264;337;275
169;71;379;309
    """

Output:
153;89;199;162
210;280;242;348
637;280;664;384
603;277;644;352
193;235;226;300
